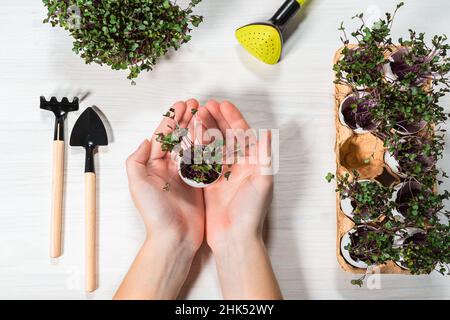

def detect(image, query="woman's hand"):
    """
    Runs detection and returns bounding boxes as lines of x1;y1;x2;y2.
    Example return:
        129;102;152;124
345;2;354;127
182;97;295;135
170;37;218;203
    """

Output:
196;100;282;300
114;100;204;300
115;98;281;300
196;100;273;250
126;99;204;250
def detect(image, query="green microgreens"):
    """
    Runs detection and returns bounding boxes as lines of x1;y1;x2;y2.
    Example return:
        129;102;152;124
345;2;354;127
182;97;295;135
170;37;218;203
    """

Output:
334;2;404;90
330;3;450;287
156;107;232;188
394;31;450;87
397;224;450;275
327;172;394;223
345;226;397;265
43;0;203;83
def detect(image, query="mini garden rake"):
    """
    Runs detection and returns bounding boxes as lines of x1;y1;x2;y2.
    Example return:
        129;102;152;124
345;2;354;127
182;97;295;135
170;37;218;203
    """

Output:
40;96;79;258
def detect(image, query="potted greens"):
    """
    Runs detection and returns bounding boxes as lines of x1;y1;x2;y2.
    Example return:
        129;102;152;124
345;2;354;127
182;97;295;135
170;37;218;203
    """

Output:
383;31;450;87
384;134;442;178
43;0;203;83
393;227;427;269
327;172;393;223
375;83;446;136
178;143;224;188
331;2;450;286
394;225;450;275
391;180;449;226
335;46;386;90
156;108;226;190
333;2;403;90
338;91;380;134
335;2;449;136
340;225;394;269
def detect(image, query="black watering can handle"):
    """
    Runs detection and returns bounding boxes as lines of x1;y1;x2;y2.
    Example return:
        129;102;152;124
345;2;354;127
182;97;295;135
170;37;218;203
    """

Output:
270;0;304;30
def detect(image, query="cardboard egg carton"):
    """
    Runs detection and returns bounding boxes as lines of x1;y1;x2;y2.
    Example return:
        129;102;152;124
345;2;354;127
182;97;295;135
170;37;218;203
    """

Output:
333;47;410;274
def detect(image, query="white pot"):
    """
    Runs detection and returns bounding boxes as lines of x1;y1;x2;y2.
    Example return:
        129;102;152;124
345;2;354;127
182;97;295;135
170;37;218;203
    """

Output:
340;228;370;269
390;182;407;222
383;49;429;87
382;60;398;83
384;150;407;178
391;120;427;136
391;181;425;222
340;179;379;222
338;93;375;135
340;196;355;218
393;227;426;270
177;158;223;189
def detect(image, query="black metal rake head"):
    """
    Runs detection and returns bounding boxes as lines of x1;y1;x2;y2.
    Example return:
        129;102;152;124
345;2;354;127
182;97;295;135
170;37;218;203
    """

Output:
40;96;80;141
40;96;80;118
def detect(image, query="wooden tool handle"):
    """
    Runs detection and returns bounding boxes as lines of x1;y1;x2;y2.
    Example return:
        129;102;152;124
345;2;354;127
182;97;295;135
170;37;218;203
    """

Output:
50;140;64;258
85;172;97;293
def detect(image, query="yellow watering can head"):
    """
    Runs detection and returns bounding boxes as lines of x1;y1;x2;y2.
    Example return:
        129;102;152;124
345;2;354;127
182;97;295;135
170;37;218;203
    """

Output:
235;23;283;65
235;0;305;65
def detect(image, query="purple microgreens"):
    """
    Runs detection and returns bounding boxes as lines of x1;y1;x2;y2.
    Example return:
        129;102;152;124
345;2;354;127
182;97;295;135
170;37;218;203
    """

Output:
334;3;405;90
328;171;394;224
346;226;395;265
180;146;223;184
157;107;229;188
396;224;450;275
394;178;449;227
331;3;450;286
327;171;450;285
393;32;450;87
342;92;381;131
385;134;445;186
155;131;184;152
373;82;448;137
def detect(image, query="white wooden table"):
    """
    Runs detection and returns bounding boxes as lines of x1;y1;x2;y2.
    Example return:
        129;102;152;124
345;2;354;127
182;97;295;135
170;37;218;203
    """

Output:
0;0;449;300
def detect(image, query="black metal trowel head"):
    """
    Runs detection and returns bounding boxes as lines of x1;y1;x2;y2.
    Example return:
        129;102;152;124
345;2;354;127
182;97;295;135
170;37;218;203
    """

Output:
70;107;108;173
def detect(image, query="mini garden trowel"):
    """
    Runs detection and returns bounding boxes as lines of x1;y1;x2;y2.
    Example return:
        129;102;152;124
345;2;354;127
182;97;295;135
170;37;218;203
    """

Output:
40;96;79;259
236;0;306;64
70;107;108;293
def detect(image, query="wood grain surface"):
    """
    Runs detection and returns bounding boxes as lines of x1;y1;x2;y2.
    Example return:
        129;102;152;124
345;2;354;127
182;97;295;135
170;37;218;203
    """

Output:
0;0;449;299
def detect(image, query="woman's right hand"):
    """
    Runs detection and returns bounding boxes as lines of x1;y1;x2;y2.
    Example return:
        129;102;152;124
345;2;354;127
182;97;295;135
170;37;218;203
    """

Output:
196;100;282;300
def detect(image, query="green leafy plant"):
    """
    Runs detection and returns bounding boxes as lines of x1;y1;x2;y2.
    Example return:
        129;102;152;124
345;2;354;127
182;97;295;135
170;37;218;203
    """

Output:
385;133;445;186
334;2;404;89
156;107;230;189
392;180;449;227
346;226;396;265
397;225;450;275
43;0;203;83
331;1;450;287
327;172;394;223
335;2;449;135
345;225;398;286
373;82;448;135
389;31;450;87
